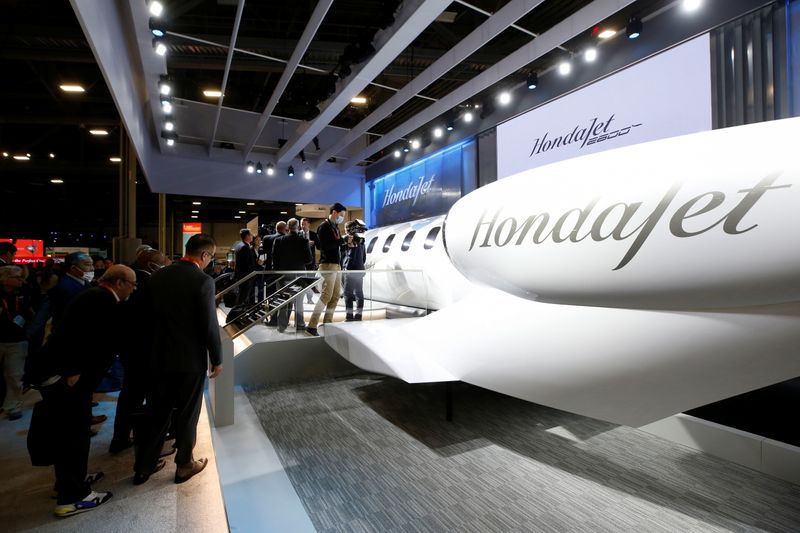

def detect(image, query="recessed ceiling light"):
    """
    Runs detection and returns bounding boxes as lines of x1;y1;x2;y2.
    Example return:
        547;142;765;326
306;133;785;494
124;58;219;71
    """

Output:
49;153;55;158
598;29;616;39
50;178;64;184
203;89;223;98
246;202;255;206
59;84;85;93
2;152;9;157
350;96;367;104
234;216;241;219
280;211;288;215
89;129;109;136
192;201;201;205
13;155;30;161
238;211;246;214
109;157;122;163
192;210;199;213
191;215;198;219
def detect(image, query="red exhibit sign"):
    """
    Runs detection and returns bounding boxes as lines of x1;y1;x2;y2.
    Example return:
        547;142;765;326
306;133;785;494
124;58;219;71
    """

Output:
182;223;202;233
0;238;48;263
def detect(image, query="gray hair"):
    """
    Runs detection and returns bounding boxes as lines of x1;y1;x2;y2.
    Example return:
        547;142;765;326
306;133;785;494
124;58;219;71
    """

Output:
287;218;299;232
0;265;23;282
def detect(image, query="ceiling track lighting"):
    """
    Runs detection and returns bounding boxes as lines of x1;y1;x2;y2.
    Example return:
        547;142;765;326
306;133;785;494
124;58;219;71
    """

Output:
312;136;321;151
164;116;175;131
627;16;642;39
149;18;165;37
498;91;512;105
153;37;167;56
288;165;295;177
526;73;538;90
149;1;164;17
266;162;275;176
160;95;173;113
299;150;306;163
446;122;454;132
158;75;172;96
160;130;178;146
246;161;255;174
256;162;264;174
463;111;474;123
394;150;401;158
303;167;313;180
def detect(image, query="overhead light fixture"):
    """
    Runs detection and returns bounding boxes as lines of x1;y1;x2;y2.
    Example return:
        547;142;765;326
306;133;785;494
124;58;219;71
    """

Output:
153;37;167;56
149;18;165;37
303;168;313;180
2;152;8;157
403;146;410;153
192;210;199;214
266;163;275;176
192;201;202;205
394;150;401;158
526;73;538;90
350;96;367;104
683;0;702;12
498;91;511;105
558;61;572;75
109;157;122;163
149;1;164;17
247;202;255;206
157;93;173;110
598;29;616;39
13;155;30;161
49;153;55;159
50;178;64;184
256;162;263;174
280;211;288;215
161;130;177;146
89;129;109;136
158;75;172;96
627;17;642;39
299;150;306;163
191;215;198;219
59;84;85;93
312;136;320;151
235;216;242;219
433;127;443;138
410;139;421;150
584;48;598;62
238;211;246;214
164;119;175;132
463;111;473;123
288;166;295;177
203;89;222;98
246;161;255;174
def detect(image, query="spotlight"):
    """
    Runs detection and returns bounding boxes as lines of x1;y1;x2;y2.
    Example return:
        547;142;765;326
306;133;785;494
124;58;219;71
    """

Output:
160;130;177;146
498;91;511;105
158;75;171;96
303;168;313;180
597;29;616;39
446;122;454;132
266;163;274;176
149;18;165;37
149;1;163;17
277;138;287;148
313;136;320;151
433;127;443;138
584;48;597;62
402;146;409;153
394;150;401;158
526;73;538;90
627;17;642;39
558;61;572;75
164;118;174;131
410;139;420;150
256;162;263;174
246;161;255;174
463;111;473;123
288;165;295;177
160;95;173;113
300;150;306;163
49;153;55;158
683;0;701;12
153;37;167;56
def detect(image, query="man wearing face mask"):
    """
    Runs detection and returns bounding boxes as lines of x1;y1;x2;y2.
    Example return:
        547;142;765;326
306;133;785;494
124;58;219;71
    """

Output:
306;203;347;337
49;252;94;328
109;249;167;453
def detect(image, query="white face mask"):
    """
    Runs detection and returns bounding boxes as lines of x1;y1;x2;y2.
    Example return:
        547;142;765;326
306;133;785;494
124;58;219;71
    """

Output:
335;215;344;224
82;271;95;283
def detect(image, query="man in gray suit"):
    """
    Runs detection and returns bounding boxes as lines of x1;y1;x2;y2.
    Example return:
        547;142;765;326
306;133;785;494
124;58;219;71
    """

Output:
133;233;223;485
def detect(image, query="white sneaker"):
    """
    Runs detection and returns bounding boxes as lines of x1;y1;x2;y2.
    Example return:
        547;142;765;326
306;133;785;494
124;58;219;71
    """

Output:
54;491;113;518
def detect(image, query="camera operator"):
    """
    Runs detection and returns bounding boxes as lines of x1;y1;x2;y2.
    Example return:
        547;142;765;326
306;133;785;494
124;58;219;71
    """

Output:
306;203;347;336
343;220;368;321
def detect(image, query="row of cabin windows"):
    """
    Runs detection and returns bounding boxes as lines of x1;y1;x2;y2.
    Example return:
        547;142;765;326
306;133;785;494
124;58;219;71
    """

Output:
366;226;441;254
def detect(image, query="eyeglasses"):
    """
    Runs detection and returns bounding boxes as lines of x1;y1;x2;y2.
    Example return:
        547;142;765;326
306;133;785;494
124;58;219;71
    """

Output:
123;279;138;287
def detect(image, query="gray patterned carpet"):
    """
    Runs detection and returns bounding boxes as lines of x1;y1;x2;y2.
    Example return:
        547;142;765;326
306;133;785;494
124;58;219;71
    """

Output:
245;374;800;533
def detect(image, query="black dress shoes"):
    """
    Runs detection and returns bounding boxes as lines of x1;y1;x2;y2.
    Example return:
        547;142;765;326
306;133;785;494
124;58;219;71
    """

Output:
133;459;166;486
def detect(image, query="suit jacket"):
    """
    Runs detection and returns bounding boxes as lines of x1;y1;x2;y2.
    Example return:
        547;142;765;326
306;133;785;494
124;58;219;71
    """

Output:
264;233;283;270
234;242;257;280
148;260;222;373
48;274;90;326
118;269;155;370
272;232;313;271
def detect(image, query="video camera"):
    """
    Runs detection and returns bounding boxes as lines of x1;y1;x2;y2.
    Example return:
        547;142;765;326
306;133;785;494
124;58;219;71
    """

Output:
345;219;368;244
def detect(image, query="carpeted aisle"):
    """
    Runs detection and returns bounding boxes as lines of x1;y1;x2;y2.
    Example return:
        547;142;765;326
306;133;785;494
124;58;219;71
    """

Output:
246;374;800;533
0;389;228;533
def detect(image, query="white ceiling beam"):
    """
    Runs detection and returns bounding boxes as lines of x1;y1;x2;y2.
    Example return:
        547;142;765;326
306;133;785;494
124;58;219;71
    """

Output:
317;0;548;166
242;0;333;160
276;0;452;165
342;0;638;172
207;0;246;154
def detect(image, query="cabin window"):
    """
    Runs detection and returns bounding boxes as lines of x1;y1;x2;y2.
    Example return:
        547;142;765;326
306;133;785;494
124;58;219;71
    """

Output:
367;236;378;254
401;231;416;251
382;234;396;253
424;227;440;250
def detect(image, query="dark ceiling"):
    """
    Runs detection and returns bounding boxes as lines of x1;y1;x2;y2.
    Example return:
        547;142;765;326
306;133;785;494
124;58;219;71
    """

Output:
0;0;671;246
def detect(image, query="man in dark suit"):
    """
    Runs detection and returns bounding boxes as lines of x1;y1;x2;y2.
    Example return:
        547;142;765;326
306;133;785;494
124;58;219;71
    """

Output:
133;233;222;485
49;252;94;327
263;221;287;326
272;218;313;332
34;265;137;517
233;229;257;308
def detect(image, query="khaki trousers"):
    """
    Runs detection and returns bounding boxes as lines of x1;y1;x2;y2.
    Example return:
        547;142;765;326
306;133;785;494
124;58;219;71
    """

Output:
308;263;342;328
